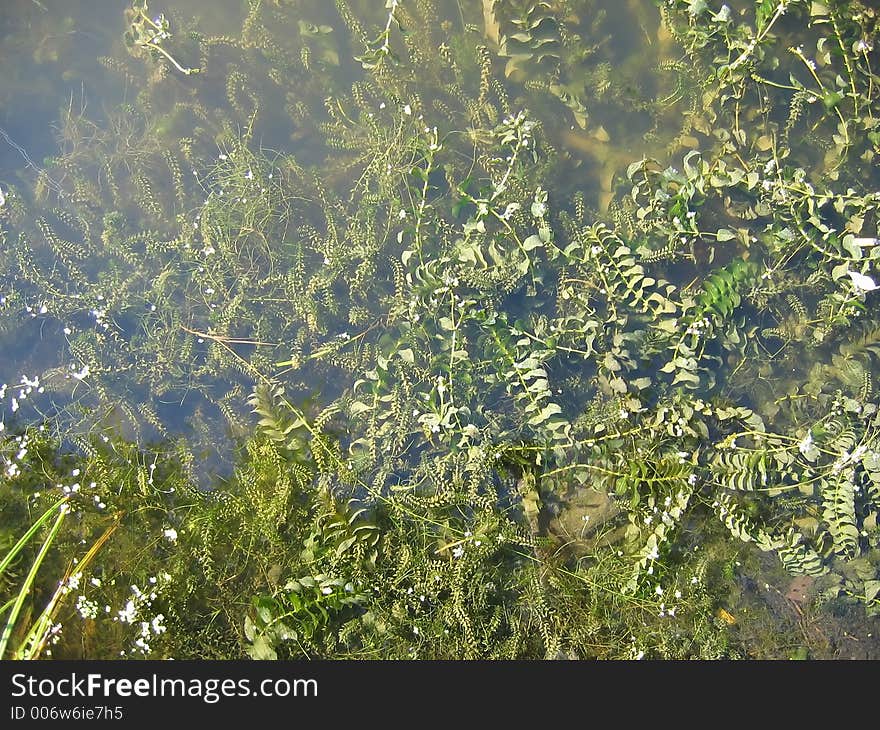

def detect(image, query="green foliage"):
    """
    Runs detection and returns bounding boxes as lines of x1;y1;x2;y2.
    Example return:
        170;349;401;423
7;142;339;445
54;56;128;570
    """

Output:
1;0;879;662
124;1;200;75
245;575;368;659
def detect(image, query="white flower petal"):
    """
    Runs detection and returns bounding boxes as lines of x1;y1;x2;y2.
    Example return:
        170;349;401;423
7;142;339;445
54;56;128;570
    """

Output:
848;270;878;293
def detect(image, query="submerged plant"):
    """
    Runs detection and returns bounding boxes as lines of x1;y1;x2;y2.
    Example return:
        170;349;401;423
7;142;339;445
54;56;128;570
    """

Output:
124;0;200;75
0;0;878;661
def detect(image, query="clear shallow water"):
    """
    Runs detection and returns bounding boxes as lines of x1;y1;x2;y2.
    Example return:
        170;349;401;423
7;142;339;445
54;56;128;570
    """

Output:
0;1;879;660
0;0;679;469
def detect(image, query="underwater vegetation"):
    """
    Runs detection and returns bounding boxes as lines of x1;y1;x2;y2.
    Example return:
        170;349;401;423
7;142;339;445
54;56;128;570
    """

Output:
0;0;879;659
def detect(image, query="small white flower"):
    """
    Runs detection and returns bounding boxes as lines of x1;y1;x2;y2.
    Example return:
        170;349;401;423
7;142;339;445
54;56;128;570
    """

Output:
117;600;137;624
500;202;520;220
163;528;178;542
72;365;90;381
76;595;99;619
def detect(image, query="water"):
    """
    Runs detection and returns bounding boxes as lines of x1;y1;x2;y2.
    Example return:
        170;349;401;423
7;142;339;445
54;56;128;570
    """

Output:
1;0;879;659
0;0;659;461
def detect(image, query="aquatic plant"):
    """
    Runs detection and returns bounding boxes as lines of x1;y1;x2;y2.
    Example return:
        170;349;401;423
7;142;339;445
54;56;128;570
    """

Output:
1;0;878;662
124;0;200;75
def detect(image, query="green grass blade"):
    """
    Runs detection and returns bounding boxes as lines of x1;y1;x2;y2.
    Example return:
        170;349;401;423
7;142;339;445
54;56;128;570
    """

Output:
14;515;121;660
0;496;69;579
0;499;69;659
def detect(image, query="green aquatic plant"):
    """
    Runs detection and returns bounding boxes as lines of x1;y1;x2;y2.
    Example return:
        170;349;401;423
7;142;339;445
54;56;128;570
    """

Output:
0;497;70;659
354;0;405;71
1;0;879;662
124;0;200;75
244;574;368;659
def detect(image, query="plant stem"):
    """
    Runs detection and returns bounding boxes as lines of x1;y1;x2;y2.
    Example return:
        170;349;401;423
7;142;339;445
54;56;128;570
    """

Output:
0;498;69;659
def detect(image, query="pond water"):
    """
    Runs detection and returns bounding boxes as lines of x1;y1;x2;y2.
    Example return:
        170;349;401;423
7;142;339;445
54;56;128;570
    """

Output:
1;0;681;474
1;0;879;659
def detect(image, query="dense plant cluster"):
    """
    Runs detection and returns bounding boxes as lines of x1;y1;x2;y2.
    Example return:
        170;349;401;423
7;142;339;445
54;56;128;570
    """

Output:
0;0;878;659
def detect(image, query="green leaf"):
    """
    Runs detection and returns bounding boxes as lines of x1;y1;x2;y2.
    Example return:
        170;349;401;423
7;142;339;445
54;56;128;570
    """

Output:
672;369;701;386
822;91;844;111
841;234;862;261
831;262;850;281
522;234;543;251
527;402;562;426
687;0;709;16
246;634;278;660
